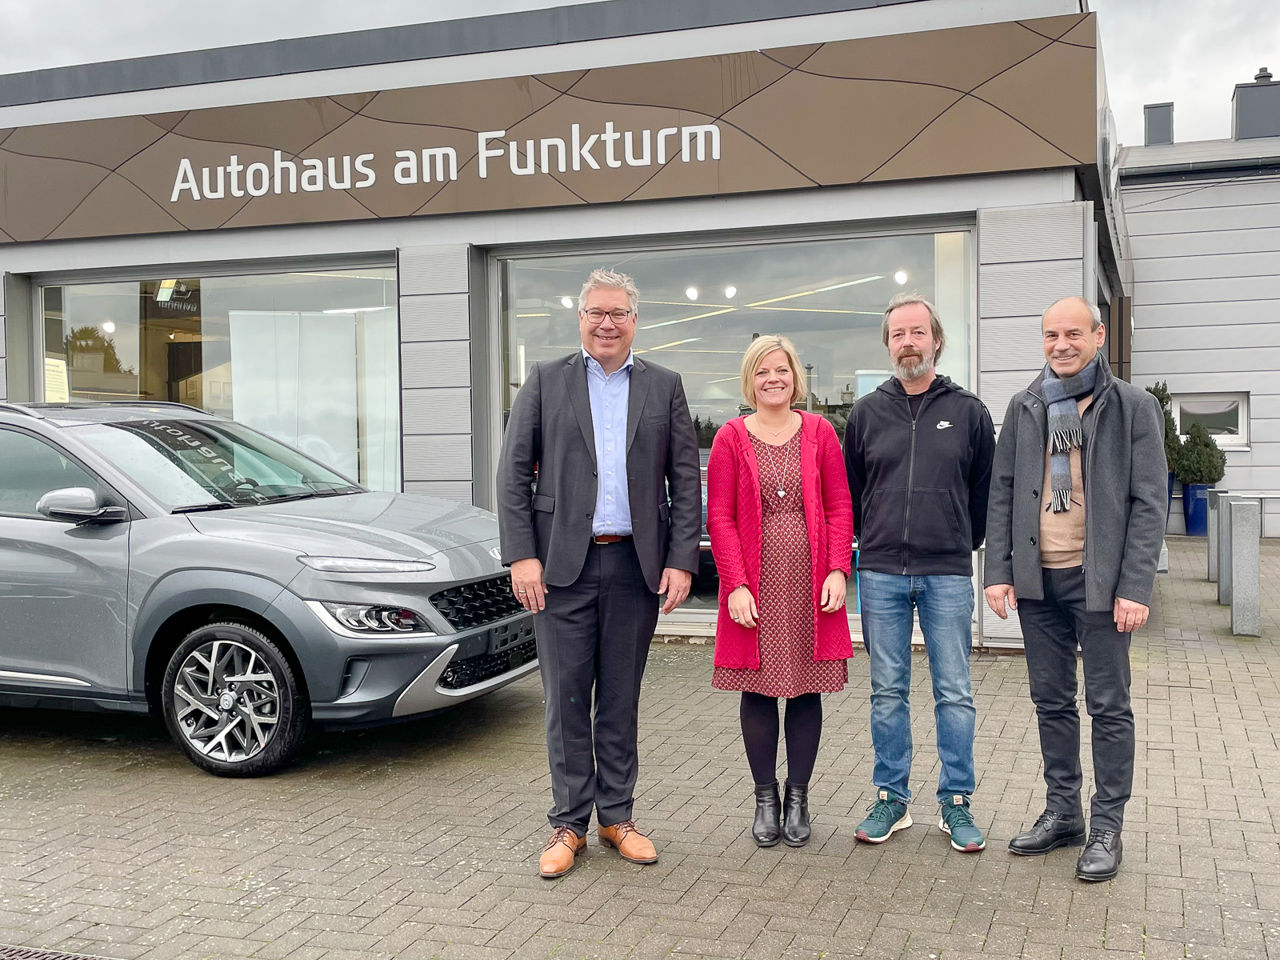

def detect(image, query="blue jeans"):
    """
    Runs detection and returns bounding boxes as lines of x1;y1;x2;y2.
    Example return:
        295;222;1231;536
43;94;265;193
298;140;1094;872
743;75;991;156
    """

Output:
858;570;976;804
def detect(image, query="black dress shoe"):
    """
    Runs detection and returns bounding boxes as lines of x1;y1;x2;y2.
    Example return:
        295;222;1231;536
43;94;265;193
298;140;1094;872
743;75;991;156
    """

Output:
1008;811;1086;856
752;781;781;847
1076;829;1122;881
781;780;810;847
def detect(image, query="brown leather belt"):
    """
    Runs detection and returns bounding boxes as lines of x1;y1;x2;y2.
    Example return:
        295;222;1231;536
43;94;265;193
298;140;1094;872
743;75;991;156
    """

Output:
591;534;633;544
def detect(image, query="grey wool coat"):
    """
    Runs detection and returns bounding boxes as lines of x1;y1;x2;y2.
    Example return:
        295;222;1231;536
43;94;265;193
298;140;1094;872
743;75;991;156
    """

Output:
984;359;1167;611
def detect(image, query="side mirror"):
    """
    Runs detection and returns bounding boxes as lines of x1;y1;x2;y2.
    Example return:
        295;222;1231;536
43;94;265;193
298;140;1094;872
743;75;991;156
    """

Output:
36;487;128;525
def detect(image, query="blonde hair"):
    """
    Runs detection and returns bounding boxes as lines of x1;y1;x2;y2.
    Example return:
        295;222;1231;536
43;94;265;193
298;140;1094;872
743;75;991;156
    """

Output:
739;335;808;408
578;267;638;313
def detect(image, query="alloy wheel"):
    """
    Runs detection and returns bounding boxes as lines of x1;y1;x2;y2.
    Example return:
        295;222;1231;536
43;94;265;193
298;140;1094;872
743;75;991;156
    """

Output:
171;637;280;763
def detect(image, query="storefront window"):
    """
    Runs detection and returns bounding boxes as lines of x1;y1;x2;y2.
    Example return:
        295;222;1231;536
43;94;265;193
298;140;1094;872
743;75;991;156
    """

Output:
500;230;973;608
41;267;401;490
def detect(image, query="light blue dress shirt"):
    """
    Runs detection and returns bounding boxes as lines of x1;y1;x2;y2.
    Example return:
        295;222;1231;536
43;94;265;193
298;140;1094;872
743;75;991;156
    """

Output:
583;348;634;535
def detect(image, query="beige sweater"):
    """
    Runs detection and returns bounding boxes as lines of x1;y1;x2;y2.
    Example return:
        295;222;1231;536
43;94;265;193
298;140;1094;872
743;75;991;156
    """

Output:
1039;395;1092;568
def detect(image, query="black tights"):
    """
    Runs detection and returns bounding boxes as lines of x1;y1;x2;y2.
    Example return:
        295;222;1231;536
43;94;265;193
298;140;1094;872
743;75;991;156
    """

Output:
739;691;823;786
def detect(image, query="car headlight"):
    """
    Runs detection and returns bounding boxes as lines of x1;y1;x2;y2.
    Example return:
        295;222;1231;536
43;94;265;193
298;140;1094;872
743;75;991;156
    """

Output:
299;556;436;573
310;601;435;637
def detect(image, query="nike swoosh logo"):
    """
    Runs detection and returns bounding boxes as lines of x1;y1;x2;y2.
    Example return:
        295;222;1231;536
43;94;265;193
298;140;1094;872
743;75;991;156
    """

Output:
936;420;953;430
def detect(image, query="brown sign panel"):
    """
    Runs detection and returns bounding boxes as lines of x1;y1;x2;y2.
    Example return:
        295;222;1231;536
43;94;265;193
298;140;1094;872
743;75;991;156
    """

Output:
0;14;1095;244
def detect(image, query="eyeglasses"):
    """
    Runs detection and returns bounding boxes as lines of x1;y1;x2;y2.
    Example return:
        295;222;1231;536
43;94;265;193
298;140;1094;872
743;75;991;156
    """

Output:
582;308;634;324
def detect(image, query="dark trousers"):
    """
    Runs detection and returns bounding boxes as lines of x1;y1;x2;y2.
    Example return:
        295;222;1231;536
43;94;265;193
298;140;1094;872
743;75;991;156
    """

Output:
534;540;659;834
1017;566;1134;832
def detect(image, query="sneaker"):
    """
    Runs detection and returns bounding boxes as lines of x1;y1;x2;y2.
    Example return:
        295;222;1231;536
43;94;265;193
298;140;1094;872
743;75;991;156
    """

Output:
937;795;986;852
855;789;912;843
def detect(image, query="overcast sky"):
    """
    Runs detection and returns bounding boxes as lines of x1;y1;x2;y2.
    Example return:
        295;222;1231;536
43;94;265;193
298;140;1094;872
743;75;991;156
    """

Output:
0;0;1276;147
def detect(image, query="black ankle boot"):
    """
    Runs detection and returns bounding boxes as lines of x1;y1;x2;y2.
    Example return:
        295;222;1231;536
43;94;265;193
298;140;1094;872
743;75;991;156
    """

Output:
752;781;781;847
782;780;810;847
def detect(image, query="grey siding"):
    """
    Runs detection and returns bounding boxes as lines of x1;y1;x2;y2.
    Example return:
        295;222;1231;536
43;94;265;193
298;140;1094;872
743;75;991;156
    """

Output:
976;201;1089;643
1123;173;1280;537
398;245;475;503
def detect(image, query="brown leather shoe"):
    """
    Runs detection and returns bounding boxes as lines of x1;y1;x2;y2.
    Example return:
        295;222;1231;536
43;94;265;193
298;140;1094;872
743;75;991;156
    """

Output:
538;826;586;878
597;820;658;864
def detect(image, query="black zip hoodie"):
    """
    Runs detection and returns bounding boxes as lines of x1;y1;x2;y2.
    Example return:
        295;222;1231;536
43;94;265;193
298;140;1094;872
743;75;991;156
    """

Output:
843;375;995;577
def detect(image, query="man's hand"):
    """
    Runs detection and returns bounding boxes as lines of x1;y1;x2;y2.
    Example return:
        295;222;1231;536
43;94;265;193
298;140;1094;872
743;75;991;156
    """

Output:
820;571;847;613
658;568;692;615
510;557;547;612
1113;597;1149;634
984;584;1017;620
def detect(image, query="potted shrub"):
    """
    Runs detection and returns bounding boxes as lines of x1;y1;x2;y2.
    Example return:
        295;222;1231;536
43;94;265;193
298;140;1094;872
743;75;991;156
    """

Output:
1146;381;1182;517
1176;421;1227;536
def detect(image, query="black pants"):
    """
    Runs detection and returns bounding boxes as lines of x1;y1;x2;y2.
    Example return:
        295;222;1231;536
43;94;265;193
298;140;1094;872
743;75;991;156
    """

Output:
1017;566;1134;832
534;540;659;834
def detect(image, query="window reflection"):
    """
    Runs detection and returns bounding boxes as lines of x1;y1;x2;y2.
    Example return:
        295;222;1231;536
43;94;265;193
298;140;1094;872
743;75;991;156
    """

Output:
41;267;402;491
501;231;973;608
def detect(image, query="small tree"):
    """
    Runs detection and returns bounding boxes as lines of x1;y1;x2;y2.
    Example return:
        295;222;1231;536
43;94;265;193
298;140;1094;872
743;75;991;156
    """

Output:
1145;381;1182;473
1175;422;1227;486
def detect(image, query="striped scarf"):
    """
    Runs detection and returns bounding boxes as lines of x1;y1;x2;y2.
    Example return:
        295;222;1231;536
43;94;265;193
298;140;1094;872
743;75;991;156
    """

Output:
1041;357;1098;513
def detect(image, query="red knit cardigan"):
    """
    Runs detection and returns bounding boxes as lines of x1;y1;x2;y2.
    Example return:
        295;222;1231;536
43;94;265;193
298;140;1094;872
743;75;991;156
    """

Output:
706;411;854;669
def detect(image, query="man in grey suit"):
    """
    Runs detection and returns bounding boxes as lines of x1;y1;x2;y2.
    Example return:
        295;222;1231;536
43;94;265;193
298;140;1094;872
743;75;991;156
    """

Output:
497;268;702;879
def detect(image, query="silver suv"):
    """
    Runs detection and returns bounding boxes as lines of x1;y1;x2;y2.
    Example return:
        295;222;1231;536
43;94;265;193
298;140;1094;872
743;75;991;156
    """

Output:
0;402;536;776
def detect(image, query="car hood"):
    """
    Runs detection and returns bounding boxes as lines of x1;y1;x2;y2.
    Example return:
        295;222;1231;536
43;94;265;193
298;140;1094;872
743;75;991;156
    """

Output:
185;492;501;562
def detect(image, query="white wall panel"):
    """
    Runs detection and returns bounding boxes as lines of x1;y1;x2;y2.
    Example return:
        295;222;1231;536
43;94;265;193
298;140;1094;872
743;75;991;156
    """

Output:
1131;300;1280;328
979;260;1085;318
978;204;1084;264
0;314;5;359
1133;349;1280;375
1129;323;1280;351
402;387;472;434
1127;203;1280;235
978;316;1044;372
0;361;6;401
1123;178;1280;211
399;246;469;296
981;370;1040;428
1130;227;1280;259
1132;275;1280;305
1132;250;1280;282
400;294;470;342
400;340;471;389
403;435;473;481
403;481;474;502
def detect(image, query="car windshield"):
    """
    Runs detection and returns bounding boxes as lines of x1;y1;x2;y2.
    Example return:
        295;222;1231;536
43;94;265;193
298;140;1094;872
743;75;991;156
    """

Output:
75;418;364;510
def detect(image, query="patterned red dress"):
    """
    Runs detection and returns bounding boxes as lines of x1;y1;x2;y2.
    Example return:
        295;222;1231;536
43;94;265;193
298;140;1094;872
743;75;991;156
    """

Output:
712;431;849;697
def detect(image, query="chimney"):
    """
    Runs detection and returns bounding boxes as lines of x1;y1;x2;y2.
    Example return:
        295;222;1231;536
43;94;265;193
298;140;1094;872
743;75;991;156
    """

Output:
1233;67;1280;139
1144;102;1174;145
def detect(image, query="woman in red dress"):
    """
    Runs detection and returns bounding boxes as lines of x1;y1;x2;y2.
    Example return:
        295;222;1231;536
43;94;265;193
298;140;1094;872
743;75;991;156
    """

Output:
707;335;854;848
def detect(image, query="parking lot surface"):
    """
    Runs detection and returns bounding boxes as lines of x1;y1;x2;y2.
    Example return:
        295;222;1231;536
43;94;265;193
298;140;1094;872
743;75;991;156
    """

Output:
1;536;1278;960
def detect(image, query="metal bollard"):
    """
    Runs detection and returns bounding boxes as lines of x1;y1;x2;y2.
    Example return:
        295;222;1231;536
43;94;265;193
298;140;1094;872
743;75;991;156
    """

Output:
1230;500;1261;637
1207;489;1227;582
1218;496;1239;606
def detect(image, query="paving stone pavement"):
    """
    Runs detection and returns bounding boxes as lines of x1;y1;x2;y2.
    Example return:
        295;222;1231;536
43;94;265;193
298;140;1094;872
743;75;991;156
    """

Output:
1;537;1277;960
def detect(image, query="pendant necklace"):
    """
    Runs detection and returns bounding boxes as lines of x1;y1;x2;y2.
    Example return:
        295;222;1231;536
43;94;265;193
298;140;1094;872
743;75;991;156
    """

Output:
756;414;793;498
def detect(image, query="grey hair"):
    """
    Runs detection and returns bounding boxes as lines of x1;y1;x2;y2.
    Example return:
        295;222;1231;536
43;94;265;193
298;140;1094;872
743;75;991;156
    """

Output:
1043;295;1103;331
882;292;945;363
578;268;639;314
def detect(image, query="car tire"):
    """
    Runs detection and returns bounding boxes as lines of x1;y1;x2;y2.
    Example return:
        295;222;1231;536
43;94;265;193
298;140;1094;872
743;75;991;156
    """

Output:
161;621;309;777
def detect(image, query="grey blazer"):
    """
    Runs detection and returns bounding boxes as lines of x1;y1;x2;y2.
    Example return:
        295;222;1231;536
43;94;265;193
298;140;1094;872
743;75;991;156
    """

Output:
496;352;703;593
984;360;1167;611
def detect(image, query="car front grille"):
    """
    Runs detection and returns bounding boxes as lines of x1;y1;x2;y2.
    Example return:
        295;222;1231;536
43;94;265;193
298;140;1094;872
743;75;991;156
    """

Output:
438;623;537;690
429;574;523;630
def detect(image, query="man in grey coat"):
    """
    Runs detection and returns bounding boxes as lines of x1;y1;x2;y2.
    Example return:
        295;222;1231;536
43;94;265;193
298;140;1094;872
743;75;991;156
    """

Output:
497;268;702;879
984;296;1165;882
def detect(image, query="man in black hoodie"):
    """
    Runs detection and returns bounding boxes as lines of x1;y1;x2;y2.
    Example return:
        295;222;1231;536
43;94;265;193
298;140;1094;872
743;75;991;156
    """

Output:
843;293;995;852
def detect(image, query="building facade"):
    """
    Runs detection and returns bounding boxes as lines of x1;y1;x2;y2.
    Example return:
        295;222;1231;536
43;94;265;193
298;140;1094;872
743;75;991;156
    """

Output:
1120;71;1280;537
0;0;1123;643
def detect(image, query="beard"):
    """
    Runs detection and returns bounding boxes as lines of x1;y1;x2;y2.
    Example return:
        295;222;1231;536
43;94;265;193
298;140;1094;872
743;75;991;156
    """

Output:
893;350;934;382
